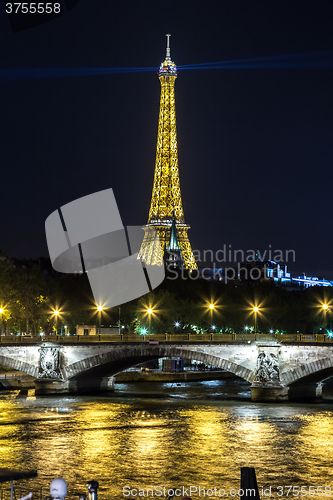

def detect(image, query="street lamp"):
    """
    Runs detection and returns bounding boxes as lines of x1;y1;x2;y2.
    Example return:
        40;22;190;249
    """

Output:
147;308;153;334
97;306;103;334
322;304;331;333
53;310;59;335
253;306;259;334
0;307;4;335
209;303;215;332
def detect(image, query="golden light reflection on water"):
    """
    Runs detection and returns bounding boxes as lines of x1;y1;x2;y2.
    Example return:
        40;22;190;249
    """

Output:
292;412;333;480
0;392;332;500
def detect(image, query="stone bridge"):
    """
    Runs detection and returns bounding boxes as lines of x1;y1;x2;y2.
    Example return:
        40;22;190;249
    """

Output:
1;341;333;401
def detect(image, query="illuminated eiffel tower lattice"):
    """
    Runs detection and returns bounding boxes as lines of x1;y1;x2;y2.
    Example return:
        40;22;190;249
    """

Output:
139;35;197;271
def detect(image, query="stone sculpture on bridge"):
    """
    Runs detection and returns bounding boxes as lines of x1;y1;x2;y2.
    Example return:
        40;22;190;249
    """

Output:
254;351;280;385
38;346;62;380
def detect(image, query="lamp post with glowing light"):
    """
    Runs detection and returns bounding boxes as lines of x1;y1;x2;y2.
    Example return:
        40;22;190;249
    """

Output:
253;306;259;334
0;307;4;335
97;306;103;335
53;310;59;335
209;304;215;332
322;304;330;333
147;308;153;334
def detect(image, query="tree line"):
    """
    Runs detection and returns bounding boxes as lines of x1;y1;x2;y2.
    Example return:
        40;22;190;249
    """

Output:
0;252;332;335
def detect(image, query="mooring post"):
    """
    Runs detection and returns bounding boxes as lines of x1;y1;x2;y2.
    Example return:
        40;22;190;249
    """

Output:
241;467;260;500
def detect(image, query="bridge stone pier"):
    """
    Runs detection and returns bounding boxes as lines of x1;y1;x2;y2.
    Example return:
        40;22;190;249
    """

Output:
0;340;333;400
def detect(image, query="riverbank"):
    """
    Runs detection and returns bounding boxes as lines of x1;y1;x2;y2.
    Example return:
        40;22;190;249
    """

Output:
0;370;238;391
114;370;238;383
0;371;35;391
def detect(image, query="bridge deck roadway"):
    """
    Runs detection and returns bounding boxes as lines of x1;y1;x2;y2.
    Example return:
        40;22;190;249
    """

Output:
0;332;331;344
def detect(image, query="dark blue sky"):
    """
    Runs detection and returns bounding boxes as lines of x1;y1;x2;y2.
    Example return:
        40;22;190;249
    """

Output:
1;0;333;278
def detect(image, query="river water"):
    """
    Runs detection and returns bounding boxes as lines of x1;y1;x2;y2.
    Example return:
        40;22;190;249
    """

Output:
0;379;333;500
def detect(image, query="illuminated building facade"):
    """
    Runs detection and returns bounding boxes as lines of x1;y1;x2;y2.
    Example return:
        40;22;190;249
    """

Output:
138;35;197;271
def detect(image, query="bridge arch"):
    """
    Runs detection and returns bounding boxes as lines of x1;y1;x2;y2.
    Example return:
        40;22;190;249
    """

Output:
64;345;254;382
0;354;38;378
282;357;333;386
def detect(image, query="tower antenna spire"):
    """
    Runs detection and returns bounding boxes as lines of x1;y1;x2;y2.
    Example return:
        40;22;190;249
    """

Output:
166;33;171;61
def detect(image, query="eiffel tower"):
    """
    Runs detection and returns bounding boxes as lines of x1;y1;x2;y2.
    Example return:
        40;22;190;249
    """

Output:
139;35;197;271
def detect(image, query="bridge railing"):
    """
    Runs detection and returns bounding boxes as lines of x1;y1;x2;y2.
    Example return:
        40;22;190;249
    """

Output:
1;333;333;343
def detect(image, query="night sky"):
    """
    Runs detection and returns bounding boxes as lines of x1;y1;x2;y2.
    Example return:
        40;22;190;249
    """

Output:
1;1;333;279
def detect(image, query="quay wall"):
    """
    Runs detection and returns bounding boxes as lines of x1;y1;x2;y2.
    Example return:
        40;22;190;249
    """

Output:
114;370;238;383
